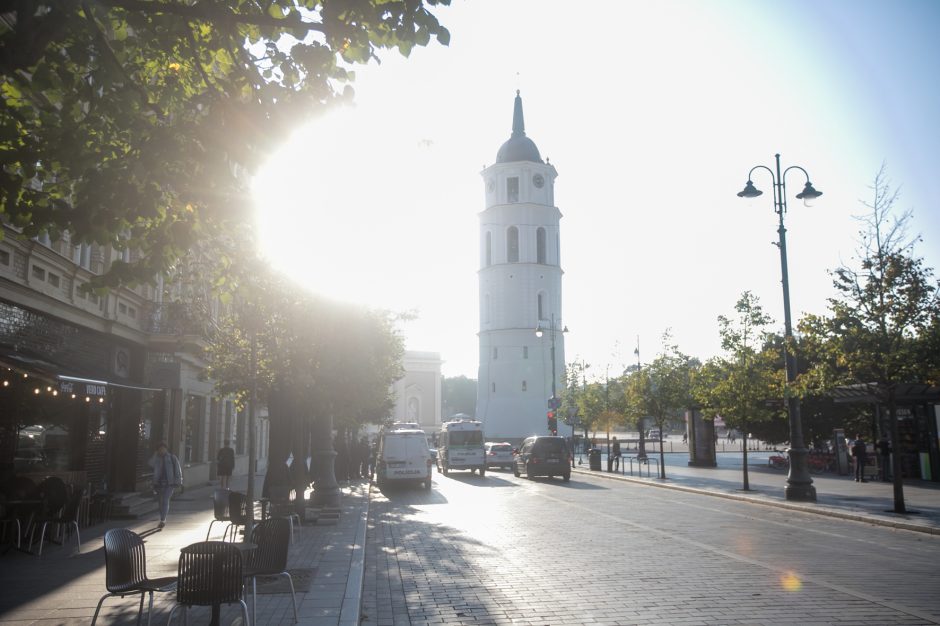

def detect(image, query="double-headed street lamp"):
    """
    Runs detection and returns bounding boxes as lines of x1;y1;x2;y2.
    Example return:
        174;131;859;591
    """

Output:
737;153;821;502
536;313;570;463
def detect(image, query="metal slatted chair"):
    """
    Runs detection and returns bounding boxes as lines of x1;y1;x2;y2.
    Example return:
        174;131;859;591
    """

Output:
224;491;248;542
243;517;297;625
167;541;250;625
206;489;232;540
266;485;300;544
91;529;177;626
30;486;83;555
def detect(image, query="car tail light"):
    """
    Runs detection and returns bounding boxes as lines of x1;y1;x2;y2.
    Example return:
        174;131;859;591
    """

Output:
427;458;433;467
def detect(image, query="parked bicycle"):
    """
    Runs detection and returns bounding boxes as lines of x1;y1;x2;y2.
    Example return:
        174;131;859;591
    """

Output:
807;453;834;474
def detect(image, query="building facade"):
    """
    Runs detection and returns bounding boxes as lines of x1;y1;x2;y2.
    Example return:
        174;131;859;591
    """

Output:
389;350;443;433
476;92;565;441
0;228;267;494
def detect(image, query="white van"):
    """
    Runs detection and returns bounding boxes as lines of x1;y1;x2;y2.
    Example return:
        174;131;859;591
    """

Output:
375;428;433;490
438;419;486;476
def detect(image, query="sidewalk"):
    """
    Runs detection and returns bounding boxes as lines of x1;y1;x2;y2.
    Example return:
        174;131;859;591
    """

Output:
0;474;371;626
575;451;940;535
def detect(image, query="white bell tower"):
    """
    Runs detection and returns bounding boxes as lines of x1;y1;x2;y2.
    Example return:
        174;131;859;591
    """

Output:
476;91;564;441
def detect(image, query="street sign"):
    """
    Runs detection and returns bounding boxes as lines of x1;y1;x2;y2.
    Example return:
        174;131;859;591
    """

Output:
547;396;561;409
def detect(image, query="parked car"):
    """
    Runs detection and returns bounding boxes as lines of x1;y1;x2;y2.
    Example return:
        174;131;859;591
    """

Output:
484;442;514;470
512;436;571;481
647;429;667;440
374;428;433;490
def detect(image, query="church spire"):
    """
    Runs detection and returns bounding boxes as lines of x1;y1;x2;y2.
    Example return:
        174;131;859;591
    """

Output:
496;90;542;163
512;89;526;137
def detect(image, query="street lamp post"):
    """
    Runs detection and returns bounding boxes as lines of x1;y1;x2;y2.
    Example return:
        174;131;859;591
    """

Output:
535;314;569;462
737;153;821;502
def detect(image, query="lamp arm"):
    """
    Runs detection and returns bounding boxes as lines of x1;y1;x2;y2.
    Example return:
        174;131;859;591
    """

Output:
746;164;776;185
782;165;812;184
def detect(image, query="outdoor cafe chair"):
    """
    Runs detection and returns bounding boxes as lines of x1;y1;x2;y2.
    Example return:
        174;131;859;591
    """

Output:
167;541;250;626
243;517;297;625
91;528;177;626
30;486;83;555
205;489;232;540
266;485;300;543
225;491;248;542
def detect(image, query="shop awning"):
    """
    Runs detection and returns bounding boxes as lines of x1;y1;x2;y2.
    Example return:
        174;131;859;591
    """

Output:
831;382;940;404
0;349;164;393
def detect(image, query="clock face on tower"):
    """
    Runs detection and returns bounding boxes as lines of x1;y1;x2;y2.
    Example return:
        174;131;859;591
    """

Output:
533;173;545;188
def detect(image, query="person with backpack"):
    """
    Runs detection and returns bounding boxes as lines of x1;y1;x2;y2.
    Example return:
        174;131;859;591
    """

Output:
850;433;868;483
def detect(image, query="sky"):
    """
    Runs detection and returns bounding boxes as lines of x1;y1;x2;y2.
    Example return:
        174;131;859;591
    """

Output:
252;0;940;380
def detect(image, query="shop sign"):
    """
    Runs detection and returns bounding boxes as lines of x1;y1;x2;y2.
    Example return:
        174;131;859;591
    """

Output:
59;381;107;396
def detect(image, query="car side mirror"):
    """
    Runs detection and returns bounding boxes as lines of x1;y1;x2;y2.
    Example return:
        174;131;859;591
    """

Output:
512;448;519;455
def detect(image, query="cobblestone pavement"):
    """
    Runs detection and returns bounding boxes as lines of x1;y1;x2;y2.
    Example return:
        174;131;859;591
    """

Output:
362;468;940;626
0;475;369;626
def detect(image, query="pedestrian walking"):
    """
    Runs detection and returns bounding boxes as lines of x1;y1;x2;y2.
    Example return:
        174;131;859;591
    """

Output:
216;439;235;489
851;433;868;482
876;436;891;482
149;442;182;529
611;436;622;472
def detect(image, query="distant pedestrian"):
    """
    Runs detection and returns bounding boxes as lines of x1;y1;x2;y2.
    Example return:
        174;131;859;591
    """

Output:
149;442;182;529
851;433;868;482
682;431;688;444
357;437;371;479
611;436;622;471
216;439;235;489
876;436;891;482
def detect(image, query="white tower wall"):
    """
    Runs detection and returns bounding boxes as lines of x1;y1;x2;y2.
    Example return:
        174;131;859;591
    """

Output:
475;93;565;442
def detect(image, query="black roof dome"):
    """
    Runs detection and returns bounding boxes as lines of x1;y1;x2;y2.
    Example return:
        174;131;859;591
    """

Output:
496;91;543;164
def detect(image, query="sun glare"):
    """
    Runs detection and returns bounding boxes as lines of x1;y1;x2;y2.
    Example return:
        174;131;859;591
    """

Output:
252;105;444;310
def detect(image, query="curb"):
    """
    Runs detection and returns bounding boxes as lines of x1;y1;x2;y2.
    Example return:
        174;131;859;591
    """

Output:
572;466;940;536
339;482;370;626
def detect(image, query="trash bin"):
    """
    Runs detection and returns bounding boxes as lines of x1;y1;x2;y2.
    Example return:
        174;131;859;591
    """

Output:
588;448;602;471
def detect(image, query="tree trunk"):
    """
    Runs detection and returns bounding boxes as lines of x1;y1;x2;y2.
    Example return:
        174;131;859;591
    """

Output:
887;387;906;513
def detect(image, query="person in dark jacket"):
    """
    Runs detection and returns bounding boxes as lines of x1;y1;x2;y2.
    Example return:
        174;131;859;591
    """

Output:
851;434;868;482
611;436;622;472
217;440;235;489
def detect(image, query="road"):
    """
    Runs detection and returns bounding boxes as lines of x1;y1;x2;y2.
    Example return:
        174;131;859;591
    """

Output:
363;467;940;626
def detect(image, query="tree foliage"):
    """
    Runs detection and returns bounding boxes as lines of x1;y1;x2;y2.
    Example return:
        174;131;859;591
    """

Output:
0;0;450;287
442;375;476;418
628;332;697;478
694;292;782;488
797;166;939;512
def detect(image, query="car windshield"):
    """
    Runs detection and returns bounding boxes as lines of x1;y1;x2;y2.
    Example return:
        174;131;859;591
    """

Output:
450;431;483;446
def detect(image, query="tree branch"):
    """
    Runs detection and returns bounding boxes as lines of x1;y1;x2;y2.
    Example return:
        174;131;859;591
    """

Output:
94;0;326;34
81;1;165;120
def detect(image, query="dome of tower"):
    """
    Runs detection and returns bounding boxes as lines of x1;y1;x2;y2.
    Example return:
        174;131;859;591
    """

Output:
496;91;543;164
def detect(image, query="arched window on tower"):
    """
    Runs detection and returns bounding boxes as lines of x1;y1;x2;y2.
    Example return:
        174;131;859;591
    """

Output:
536;227;546;264
507;226;519;263
485;232;492;266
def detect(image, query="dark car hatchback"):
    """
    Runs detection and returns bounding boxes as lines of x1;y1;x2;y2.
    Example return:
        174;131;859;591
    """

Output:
513;436;571;481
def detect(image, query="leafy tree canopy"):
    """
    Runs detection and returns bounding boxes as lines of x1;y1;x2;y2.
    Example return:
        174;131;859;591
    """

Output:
0;0;450;287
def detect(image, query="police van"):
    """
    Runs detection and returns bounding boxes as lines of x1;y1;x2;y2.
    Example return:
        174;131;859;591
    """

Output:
437;419;486;476
375;426;433;490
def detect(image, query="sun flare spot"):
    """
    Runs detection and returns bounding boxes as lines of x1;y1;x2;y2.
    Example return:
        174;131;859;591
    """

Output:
779;571;803;592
